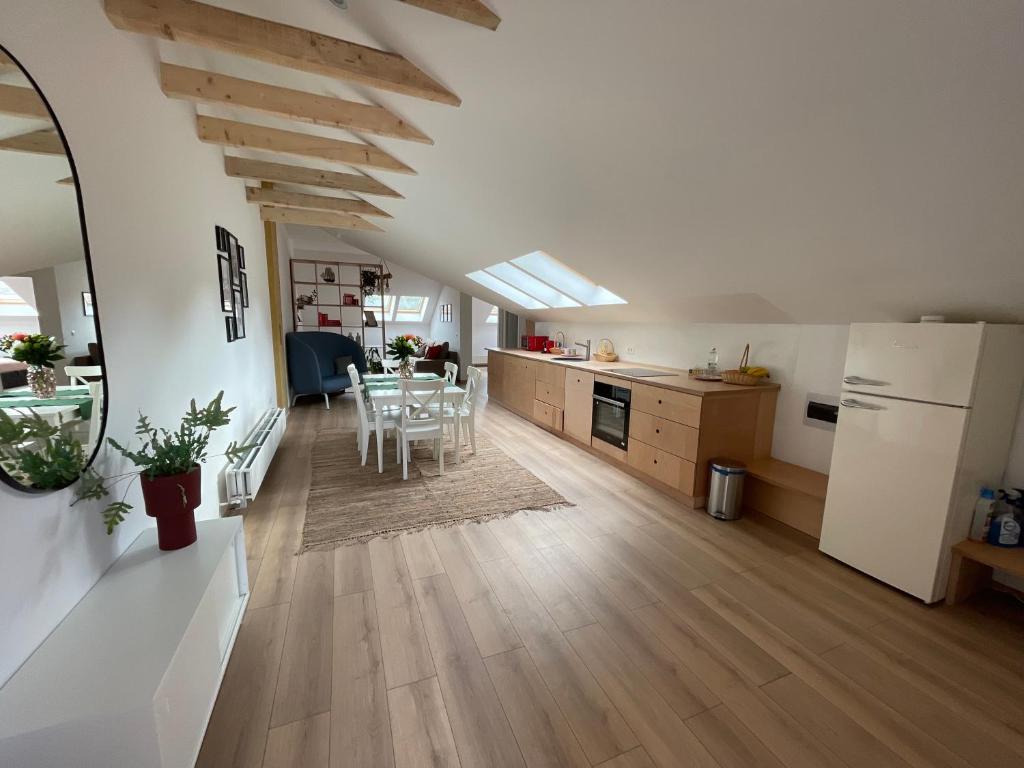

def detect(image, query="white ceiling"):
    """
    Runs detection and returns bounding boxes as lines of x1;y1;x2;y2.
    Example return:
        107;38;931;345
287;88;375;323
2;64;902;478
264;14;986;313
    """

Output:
179;1;1024;323
0;68;80;276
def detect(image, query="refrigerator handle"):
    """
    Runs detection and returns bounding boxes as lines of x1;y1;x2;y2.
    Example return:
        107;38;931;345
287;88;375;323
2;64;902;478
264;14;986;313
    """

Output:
841;398;886;411
843;375;890;386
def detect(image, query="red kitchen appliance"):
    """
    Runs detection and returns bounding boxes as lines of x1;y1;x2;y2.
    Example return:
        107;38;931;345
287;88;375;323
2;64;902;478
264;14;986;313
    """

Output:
524;335;549;351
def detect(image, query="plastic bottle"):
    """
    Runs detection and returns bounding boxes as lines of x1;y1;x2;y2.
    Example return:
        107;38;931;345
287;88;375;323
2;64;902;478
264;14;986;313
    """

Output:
969;488;998;542
986;491;1022;547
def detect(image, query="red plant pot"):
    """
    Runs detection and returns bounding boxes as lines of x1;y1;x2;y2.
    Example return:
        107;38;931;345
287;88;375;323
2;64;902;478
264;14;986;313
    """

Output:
139;467;202;551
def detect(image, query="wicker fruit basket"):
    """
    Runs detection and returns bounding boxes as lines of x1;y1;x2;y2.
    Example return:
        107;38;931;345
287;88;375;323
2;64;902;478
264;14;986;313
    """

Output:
592;338;618;363
721;344;766;386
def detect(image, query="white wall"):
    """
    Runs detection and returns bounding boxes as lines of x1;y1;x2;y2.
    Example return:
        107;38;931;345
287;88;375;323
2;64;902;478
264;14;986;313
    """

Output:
53;260;95;359
0;2;276;686
471;299;497;365
536;321;850;474
429;285;463;353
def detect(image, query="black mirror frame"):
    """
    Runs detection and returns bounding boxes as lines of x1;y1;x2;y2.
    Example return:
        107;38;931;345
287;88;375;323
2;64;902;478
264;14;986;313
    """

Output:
0;43;109;495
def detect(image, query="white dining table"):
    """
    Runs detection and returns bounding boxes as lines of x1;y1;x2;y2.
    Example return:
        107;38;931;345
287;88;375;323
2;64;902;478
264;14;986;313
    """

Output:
364;374;466;473
0;385;88;427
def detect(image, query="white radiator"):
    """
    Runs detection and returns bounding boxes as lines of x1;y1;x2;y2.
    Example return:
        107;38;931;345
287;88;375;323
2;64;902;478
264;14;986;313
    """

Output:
226;408;286;508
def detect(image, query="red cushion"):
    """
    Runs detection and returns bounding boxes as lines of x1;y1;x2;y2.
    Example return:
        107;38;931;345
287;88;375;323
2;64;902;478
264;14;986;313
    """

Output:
424;344;443;360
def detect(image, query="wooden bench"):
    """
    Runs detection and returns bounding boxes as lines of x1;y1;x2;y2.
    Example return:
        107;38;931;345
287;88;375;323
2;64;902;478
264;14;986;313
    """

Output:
744;457;829;538
946;539;1024;605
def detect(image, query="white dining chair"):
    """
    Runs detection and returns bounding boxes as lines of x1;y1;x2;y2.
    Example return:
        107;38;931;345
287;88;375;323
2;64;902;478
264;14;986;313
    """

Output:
86;380;104;455
64;365;102;385
348;363;400;469
395;379;446;480
443;361;459;385
442;366;481;455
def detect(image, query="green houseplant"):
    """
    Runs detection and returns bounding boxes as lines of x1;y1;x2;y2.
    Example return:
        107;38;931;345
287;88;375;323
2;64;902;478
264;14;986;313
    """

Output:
77;391;249;549
0;410;89;491
0;332;66;398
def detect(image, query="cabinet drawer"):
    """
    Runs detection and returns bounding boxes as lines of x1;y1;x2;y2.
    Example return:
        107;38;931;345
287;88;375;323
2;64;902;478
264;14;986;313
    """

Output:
533;399;563;431
565;370;595;391
536;362;566;387
629;410;698;462
535;379;564;409
632;383;701;427
627;438;696;494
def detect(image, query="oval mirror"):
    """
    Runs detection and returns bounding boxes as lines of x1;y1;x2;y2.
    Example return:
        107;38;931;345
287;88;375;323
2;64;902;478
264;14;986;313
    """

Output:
0;46;106;493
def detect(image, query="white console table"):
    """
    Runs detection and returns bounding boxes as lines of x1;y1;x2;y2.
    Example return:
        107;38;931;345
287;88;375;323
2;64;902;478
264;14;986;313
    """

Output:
0;517;248;768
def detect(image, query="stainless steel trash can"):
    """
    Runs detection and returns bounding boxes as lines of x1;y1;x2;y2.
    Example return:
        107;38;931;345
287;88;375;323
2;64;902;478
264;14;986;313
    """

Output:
707;459;746;520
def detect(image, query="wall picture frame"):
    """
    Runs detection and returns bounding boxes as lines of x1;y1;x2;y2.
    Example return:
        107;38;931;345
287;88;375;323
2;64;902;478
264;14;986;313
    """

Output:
225;315;236;342
233;288;246;339
440;303;453;322
217;254;233;312
214;225;226;253
237;244;245;271
240;272;249;308
228;234;241;287
81;291;94;317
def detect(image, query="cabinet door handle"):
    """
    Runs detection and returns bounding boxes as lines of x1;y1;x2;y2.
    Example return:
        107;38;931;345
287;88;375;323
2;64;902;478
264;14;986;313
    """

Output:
843;375;889;387
657;399;663;405
653;459;658;464
655;428;660;434
841;398;885;411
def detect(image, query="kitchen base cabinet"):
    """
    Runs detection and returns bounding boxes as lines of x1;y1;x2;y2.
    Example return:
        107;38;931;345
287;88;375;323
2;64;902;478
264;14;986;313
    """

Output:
563;371;595;443
486;348;778;510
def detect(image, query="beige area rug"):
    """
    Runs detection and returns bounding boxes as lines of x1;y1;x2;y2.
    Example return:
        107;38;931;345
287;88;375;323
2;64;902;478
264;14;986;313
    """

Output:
301;428;573;550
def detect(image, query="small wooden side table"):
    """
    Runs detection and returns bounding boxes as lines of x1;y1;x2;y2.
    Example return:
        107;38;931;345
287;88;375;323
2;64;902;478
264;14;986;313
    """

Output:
946;539;1024;605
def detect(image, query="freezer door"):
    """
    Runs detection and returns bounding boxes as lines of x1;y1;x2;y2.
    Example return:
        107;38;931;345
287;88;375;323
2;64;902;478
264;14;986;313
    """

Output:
843;323;983;407
819;392;968;602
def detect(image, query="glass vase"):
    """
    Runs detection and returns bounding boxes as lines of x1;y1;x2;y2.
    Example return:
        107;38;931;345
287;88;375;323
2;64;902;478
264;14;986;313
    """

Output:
27;365;57;399
398;358;414;379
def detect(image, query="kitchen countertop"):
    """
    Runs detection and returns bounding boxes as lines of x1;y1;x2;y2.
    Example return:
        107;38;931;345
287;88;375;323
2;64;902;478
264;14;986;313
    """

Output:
486;348;780;397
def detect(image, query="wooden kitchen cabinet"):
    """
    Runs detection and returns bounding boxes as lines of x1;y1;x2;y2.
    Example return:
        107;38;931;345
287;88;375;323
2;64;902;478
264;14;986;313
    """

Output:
486;348;778;509
563;371;595;444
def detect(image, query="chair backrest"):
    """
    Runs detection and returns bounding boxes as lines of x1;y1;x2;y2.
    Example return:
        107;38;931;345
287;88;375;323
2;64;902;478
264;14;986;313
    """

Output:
443;361;458;384
348;364;370;424
463;366;482;413
400;379;445;428
86;380;103;454
65;365;102;385
285;332;368;395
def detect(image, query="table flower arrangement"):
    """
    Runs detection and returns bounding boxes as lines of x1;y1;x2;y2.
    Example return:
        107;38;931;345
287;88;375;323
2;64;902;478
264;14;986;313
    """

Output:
386;334;422;378
0;332;66;398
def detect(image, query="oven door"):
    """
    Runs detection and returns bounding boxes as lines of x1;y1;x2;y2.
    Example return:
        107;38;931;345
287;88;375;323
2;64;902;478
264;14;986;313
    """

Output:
592;387;630;450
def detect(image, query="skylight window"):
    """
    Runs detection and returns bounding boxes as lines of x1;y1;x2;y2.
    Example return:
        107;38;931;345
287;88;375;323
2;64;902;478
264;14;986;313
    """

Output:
363;293;395;320
0;279;38;317
466;251;625;310
484;262;581;308
512;251;626;306
486;306;498;324
466;271;547;310
394;295;430;323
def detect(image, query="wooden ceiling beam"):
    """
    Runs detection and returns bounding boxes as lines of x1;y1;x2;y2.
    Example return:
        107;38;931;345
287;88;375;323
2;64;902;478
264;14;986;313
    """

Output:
245;187;391;218
0;84;47;119
225;156;402;198
197;116;414;174
0;52;18;76
396;0;501;30
104;0;460;105
0;129;64;156
259;205;383;232
161;64;432;145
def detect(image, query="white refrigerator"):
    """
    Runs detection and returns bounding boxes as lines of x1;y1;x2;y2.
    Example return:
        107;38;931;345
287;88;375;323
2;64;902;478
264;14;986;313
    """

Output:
820;322;1024;603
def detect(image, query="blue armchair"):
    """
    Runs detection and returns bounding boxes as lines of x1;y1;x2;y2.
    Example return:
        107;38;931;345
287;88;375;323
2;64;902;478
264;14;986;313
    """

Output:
286;332;368;408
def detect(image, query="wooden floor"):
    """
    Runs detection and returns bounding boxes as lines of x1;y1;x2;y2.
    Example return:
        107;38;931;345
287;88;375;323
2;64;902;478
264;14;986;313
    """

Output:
199;379;1024;768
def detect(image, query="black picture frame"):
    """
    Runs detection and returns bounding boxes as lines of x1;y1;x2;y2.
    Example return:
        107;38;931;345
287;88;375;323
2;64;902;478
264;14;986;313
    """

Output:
81;291;94;317
237;244;245;271
440;303;452;322
214;225;225;252
241;272;250;308
225;315;237;342
217;254;233;312
228;234;241;287
233;288;246;339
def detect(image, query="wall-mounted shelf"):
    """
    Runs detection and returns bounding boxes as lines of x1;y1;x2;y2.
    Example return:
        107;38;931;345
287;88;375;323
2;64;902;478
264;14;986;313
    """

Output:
290;258;387;357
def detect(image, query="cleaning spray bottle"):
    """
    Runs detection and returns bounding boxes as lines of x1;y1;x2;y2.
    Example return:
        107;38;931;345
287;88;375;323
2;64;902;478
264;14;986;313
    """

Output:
987;489;1023;547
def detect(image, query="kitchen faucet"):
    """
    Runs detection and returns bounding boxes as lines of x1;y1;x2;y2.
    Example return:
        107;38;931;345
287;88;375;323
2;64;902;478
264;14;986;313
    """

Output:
575;339;591;361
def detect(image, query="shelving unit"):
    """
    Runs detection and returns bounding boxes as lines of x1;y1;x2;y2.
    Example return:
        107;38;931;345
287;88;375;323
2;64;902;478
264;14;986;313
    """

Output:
289;258;388;358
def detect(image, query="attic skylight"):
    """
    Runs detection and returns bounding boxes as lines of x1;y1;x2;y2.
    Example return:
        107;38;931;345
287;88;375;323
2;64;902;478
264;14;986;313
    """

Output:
466;251;626;310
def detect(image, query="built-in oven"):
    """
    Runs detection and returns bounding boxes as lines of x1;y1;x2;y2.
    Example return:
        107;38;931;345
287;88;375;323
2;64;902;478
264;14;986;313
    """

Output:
592;380;631;450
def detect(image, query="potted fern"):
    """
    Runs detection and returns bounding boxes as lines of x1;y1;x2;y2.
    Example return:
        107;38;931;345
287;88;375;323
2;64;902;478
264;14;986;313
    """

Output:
78;392;249;550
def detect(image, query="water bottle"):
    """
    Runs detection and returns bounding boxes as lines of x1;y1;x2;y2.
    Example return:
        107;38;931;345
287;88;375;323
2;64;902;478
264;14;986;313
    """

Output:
987;490;1023;547
969;488;998;541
